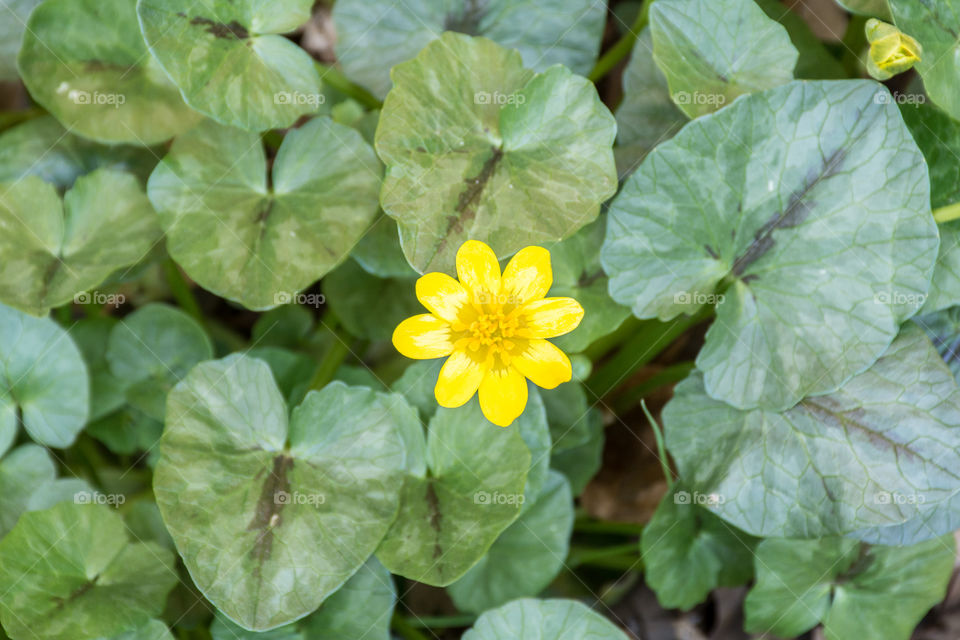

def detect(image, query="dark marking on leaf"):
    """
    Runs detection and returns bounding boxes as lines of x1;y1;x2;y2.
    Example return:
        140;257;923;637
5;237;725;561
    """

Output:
444;0;488;35
704;244;719;259
247;454;294;573
577;269;604;288
52;575;98;610
741;274;758;284
185;15;249;39
425;481;444;562
731;147;847;277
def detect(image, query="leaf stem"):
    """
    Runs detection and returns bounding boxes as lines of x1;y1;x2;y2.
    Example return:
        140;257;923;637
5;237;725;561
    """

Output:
641;399;674;488
315;62;382;110
587;1;651;82
407;614;477;629
567;542;642;569
391;613;431;640
934;202;960;224
308;315;353;391
164;259;205;327
611;361;695;413
573;517;644;536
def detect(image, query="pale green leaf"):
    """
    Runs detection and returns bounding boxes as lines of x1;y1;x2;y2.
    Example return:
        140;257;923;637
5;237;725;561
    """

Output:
0;0;40;80
837;0;892;18
148;118;382;310
376;32;617;274
0;444;56;535
102;619;174;640
299;556;395;640
69;317;127;421
603;80;937;410
463;598;628;640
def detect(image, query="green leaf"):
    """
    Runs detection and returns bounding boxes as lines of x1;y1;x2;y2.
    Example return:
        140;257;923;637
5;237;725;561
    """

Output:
888;0;960;121
137;0;321;131
106;303;213;421
26;477;95;512
323;259;421;341
86;407;163;456
0;502;178;640
391;359;443;423
376;397;532;586
614;28;686;179
540;382;603;493
545;218;630;353
463;598;628;640
0;171;161;316
332;0;605;99
448;471;573;613
247;347;316;407
376;32;617;275
69;317;127;421
154;356;414;630
650;0;798;118
299;556;395;640
0;303;89;447
641;486;758;611
754;0;847;80
0;444;56;536
251;305;315;349
915;306;960;382
663;324;960;541
512;389;552;506
603;79;938;410
837;0;892;18
351;215;418;279
0;0;41;80
102;619;174;640
148;118;382;310
745;536;954;640
17;0;201;144
901;103;960;313
211;614;302;640
0;116;158;190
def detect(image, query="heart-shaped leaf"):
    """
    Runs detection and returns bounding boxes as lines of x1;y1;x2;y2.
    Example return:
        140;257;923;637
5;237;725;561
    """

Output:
375;397;532;586
332;0;605;99
0;502;178;640
376;32;617;274
0;171;161;316
148;118;382;310
448;471;573;613
17;0;201;144
650;0;798;118
0;303;88;447
137;0;321;131
463;598;628;640
663;324;960;542
603;80;938;410
0;444;56;535
154;356;414;630
745;536;954;640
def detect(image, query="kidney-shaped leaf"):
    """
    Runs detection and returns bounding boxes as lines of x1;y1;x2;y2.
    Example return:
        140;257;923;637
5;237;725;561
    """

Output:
463;598;628;640
0;303;89;447
137;0;321;131
0;502;178;640
0;171;161;316
333;0;605;99
376;32;617;275
651;0;798;118
148;118;382;310
603;79;937;410
18;0;200;144
664;325;960;542
376;397;532;586
154;356;414;631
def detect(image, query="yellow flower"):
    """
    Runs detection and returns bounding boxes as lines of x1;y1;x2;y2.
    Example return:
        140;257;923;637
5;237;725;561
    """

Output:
393;240;584;427
865;19;922;81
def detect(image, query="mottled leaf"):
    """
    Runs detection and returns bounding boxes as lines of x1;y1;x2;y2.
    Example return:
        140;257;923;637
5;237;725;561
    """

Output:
463;598;628;640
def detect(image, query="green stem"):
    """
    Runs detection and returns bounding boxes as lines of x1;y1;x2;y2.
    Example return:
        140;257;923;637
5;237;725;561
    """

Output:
568;543;641;568
164;259;204;327
641;399;674;488
585;307;712;399
407;615;477;629
391;614;431;640
587;1;651;82
315;62;382;110
308;316;353;391
582;316;643;362
573;518;644;536
611;361;695;413
934;202;960;224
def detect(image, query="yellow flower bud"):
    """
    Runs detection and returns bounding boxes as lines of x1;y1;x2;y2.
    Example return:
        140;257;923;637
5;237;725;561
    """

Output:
865;19;922;81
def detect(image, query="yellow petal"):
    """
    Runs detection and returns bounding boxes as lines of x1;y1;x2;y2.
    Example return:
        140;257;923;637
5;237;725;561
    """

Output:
520;297;584;338
435;350;486;408
416;272;469;323
501;246;552;306
479;366;528;427
456;240;501;300
393;314;454;359
512;339;572;390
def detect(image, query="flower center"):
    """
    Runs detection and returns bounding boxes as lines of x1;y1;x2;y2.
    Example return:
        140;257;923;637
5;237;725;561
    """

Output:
464;310;519;357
